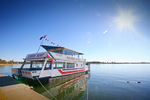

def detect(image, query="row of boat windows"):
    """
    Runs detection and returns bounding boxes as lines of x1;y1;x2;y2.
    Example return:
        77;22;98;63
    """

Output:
24;61;83;69
50;62;83;69
53;62;75;69
52;49;80;57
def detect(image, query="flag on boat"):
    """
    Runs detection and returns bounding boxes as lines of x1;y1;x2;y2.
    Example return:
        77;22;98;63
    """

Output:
43;37;62;47
40;34;47;40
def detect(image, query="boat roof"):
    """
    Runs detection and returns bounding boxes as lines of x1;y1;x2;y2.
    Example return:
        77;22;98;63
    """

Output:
41;45;83;55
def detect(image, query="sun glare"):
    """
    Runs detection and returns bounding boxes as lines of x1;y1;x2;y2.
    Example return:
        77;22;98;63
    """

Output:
114;9;138;31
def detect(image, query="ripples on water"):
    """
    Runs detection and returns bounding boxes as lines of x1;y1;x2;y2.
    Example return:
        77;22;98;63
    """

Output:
0;64;150;100
87;64;150;100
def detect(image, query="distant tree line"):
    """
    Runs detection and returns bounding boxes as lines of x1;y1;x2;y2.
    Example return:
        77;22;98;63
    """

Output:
87;61;102;64
0;58;22;64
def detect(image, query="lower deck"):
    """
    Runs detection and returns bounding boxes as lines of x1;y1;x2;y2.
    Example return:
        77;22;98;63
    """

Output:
12;70;89;86
12;67;89;80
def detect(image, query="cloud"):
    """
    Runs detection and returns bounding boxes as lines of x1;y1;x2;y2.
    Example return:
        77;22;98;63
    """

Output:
103;30;108;34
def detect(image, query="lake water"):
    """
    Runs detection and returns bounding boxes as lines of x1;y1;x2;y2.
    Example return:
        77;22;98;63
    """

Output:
0;64;150;100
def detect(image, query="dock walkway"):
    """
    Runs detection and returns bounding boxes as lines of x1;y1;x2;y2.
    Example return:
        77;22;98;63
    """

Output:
0;73;49;100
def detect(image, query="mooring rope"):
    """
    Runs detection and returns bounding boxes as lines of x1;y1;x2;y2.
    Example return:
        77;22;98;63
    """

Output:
36;77;57;100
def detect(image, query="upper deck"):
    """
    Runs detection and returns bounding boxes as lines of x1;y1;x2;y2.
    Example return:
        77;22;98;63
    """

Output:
41;45;83;57
25;45;85;62
25;52;85;62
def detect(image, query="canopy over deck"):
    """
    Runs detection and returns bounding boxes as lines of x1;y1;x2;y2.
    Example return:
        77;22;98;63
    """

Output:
41;45;83;55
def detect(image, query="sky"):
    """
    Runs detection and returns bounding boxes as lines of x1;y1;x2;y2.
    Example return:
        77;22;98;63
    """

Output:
0;0;150;62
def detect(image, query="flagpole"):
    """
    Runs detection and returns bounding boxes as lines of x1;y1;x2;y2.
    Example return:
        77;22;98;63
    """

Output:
36;38;44;54
36;34;47;56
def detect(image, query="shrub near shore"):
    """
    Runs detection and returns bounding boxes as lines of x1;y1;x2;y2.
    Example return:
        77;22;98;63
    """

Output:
0;58;22;65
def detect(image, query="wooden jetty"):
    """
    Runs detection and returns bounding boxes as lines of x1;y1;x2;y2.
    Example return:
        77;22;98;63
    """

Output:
0;73;49;100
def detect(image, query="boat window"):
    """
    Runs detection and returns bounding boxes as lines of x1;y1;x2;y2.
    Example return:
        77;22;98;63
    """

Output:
67;63;75;68
63;49;79;57
44;61;51;70
52;50;63;54
53;62;65;69
22;61;30;68
32;61;44;69
76;64;78;67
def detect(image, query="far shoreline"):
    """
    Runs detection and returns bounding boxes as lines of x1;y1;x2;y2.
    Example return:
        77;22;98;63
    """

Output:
87;61;150;64
0;64;22;66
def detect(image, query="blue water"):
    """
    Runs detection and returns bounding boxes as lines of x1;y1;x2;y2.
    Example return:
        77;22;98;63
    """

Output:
0;64;150;100
84;64;150;100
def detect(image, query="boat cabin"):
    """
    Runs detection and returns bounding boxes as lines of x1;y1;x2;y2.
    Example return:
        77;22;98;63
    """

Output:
12;45;89;80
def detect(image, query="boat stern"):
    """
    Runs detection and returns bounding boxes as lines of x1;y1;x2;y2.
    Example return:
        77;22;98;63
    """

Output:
11;68;21;76
21;70;41;79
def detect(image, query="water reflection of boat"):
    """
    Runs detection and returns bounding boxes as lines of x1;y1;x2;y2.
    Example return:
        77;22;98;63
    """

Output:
38;74;90;100
11;45;90;81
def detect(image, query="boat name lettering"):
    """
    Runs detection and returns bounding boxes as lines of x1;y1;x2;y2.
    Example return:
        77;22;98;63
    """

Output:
56;54;62;56
27;53;45;58
75;58;80;61
66;56;81;61
66;56;75;60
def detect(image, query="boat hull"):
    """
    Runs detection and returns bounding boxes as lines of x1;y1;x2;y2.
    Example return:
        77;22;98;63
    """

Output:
13;70;89;86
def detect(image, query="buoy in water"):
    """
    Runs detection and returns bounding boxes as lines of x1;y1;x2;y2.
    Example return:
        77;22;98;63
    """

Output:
137;81;141;84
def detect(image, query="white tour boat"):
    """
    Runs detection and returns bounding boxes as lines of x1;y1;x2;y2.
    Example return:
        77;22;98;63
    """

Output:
12;45;90;80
